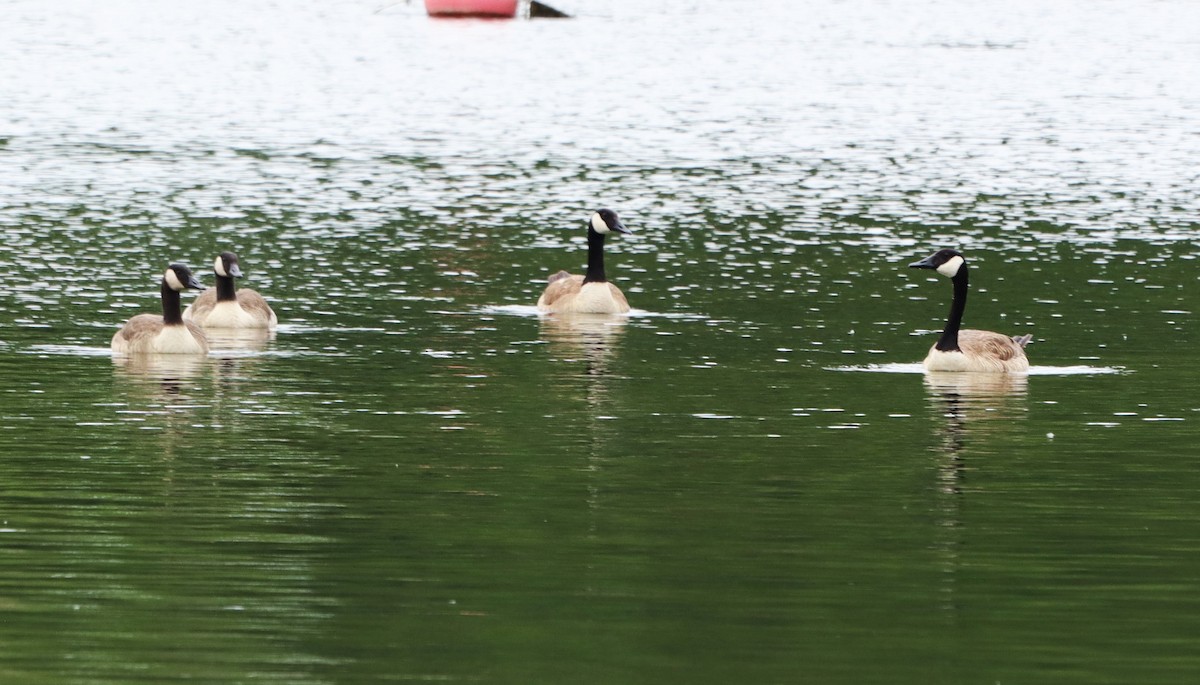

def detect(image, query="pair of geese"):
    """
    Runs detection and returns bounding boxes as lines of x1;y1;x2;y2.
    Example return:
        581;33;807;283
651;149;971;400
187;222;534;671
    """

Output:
537;209;1032;373
110;252;277;355
112;211;1032;373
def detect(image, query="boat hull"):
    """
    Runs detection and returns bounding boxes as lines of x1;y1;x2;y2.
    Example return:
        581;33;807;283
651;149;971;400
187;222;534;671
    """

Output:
424;0;518;18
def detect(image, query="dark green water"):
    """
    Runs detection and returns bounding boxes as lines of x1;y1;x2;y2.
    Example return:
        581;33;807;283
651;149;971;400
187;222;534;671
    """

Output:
2;0;1200;682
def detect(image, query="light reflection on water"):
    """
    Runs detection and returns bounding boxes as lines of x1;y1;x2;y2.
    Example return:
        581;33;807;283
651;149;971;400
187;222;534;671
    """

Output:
0;0;1198;682
831;363;1125;376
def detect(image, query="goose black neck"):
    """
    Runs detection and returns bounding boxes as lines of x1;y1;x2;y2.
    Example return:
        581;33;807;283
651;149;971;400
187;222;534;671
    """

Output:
583;227;607;284
215;274;237;302
160;281;183;326
936;267;968;352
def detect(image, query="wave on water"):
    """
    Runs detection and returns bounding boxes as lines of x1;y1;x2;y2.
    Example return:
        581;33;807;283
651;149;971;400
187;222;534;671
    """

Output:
828;363;1125;376
473;304;707;320
22;343;318;360
23;344;113;357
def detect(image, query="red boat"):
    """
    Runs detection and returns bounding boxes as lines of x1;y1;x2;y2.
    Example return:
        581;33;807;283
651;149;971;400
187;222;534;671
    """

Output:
424;0;518;18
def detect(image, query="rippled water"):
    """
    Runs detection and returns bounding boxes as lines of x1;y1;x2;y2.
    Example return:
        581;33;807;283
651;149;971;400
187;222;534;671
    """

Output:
2;0;1200;682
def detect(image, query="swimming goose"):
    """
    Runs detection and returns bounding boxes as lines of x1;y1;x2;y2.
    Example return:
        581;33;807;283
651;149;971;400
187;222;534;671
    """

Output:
537;209;632;314
111;264;209;355
909;249;1031;373
183;252;277;329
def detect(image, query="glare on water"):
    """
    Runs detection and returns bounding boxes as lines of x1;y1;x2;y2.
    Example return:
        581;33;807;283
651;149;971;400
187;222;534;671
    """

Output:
1;0;1199;682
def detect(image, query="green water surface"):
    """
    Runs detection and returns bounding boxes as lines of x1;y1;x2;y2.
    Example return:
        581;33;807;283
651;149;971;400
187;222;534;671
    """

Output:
2;0;1200;682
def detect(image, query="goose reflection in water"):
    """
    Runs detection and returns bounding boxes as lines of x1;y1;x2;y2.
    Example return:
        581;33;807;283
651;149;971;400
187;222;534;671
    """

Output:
924;371;1028;494
923;371;1029;616
538;312;627;383
539;312;628;567
109;353;209;473
112;344;271;410
203;327;276;354
112;352;208;388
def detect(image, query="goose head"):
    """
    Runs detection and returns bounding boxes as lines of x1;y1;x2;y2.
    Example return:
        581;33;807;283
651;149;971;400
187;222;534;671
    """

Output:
163;264;205;291
214;252;244;279
589;208;631;236
910;248;965;278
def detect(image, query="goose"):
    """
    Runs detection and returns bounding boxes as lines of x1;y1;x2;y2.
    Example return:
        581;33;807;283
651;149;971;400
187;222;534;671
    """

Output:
111;264;210;355
183;252;277;329
909;248;1032;373
537;208;632;314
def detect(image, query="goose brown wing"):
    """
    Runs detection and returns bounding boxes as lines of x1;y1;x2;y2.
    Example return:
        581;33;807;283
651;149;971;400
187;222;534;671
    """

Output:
115;314;165;342
537;273;583;309
959;329;1028;362
184;320;208;342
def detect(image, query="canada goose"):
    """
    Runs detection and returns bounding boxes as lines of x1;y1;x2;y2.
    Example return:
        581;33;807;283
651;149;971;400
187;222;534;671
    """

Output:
909;249;1032;373
537;209;632;314
183;252;277;329
111;264;209;355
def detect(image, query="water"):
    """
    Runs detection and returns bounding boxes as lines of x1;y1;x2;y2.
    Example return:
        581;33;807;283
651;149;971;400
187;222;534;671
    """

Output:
2;0;1200;682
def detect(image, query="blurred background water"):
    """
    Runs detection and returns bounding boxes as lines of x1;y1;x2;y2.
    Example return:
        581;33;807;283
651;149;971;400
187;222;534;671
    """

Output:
1;0;1199;682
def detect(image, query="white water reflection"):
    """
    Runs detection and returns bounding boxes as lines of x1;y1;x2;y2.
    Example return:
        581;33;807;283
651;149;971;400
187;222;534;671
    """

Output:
476;304;706;321
830;363;1124;376
0;1;1197;682
24;344;113;357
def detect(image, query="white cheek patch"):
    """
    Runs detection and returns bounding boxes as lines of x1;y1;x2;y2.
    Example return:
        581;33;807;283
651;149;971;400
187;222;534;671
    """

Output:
936;255;964;278
214;255;227;277
164;268;184;291
591;212;609;234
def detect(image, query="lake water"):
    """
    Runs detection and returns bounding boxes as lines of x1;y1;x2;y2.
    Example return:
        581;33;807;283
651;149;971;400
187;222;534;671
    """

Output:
2;0;1199;682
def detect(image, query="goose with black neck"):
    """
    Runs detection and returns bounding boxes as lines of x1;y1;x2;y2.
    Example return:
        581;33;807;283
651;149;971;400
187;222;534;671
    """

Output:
111;264;209;355
184;252;277;329
537;209;633;315
909;248;1031;373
